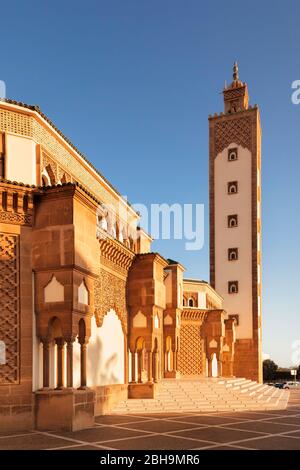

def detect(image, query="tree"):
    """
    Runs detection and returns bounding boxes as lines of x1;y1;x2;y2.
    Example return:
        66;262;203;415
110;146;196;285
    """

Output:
263;359;278;381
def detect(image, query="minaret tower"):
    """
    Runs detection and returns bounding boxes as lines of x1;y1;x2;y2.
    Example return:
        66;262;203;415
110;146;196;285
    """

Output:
209;63;262;382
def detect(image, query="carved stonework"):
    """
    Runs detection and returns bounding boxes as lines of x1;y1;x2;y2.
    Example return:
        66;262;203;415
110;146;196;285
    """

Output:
0;211;33;226
98;231;135;278
94;268;128;334
178;323;204;376
181;309;207;322
0;233;19;384
214;116;251;156
58;166;71;183
41;151;57;182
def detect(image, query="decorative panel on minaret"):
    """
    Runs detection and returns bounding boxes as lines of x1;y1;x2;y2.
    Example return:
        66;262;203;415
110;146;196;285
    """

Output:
209;63;262;382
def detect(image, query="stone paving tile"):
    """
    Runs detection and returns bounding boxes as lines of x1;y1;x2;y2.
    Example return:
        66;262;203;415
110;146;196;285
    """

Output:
265;417;300;426
0;430;35;438
217;411;285;420
259;409;300;416
95;415;152;425
116;419;203;433
51;426;150;443
280;430;300;438
206;445;254;450
169;415;249;426
169;426;262;444
126;412;188;419
0;434;75;450
236;435;300;450
219;421;300;434
54;444;104;450
102;434;211;450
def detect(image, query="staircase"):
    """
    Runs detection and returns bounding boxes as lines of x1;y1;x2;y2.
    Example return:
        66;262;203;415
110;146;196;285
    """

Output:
111;378;289;414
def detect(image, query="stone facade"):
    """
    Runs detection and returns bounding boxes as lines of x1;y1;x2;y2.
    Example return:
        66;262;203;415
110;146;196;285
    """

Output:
0;67;262;431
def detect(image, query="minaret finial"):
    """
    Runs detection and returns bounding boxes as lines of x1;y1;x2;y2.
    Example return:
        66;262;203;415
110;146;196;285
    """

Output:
233;61;239;81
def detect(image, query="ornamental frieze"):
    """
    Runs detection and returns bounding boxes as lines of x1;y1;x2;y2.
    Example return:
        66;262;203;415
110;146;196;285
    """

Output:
0;211;33;226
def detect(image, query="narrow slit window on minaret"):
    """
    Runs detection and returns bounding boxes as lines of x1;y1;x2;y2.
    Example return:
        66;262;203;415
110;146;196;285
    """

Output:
228;148;238;161
228;181;238;194
228;214;238;228
228;248;238;261
228;281;239;294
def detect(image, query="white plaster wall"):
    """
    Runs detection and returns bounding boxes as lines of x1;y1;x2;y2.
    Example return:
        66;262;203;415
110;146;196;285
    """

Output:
198;292;206;309
5;133;37;184
215;144;253;339
84;310;125;387
44;276;64;303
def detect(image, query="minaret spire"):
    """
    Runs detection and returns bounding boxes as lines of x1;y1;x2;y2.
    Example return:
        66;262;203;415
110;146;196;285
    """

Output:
223;61;249;112
233;61;239;82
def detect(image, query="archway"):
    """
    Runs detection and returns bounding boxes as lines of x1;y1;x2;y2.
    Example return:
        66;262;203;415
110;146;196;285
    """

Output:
82;310;125;387
48;317;64;389
211;353;218;377
165;336;172;373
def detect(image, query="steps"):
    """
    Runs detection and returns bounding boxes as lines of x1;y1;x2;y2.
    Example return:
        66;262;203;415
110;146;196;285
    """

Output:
111;378;290;414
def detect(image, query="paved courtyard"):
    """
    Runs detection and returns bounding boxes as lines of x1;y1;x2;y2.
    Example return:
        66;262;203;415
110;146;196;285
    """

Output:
1;390;300;450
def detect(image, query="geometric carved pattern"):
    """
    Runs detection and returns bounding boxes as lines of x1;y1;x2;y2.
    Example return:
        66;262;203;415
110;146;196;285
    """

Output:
178;323;204;376
0;108;32;137
0;233;19;384
98;233;135;278
94;268;128;334
181;309;207;322
223;87;246;101
0;211;33;226
214;116;251;156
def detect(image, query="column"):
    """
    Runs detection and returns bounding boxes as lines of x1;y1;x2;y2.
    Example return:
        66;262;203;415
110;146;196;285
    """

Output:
42;338;50;389
79;341;87;389
131;351;136;383
217;360;223;378
56;338;65;389
147;351;153;383
153;351;159;383
66;338;74;388
137;351;143;383
173;349;178;372
207;359;212;378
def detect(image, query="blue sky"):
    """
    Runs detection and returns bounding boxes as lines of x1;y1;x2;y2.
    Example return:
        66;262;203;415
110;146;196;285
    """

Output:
1;0;299;367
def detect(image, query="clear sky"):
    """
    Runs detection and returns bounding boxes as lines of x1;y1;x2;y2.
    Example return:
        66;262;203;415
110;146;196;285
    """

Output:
1;0;299;367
